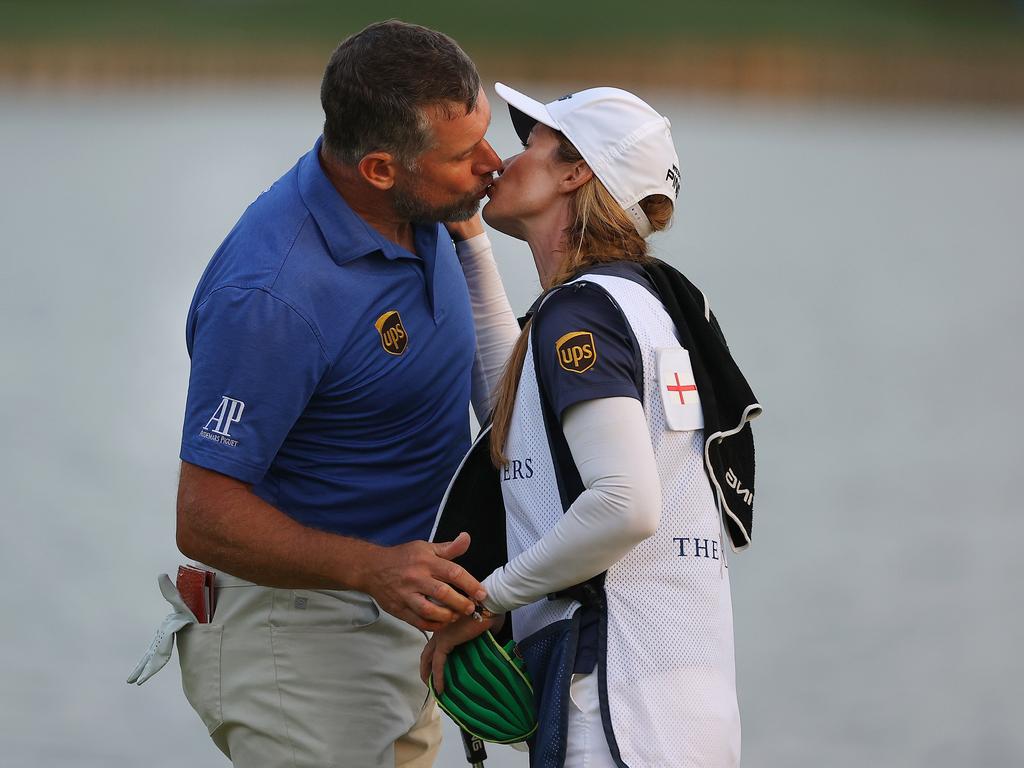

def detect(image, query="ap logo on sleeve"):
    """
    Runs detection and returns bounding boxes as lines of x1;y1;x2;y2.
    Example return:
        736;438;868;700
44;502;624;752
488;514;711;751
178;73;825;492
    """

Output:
200;395;246;446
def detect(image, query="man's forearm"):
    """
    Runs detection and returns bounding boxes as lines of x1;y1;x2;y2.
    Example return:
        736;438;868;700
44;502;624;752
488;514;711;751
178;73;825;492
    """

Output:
176;461;376;590
176;461;486;631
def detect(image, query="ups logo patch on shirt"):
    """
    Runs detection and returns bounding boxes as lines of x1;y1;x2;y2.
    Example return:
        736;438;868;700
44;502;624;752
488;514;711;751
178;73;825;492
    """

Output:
555;330;597;373
375;310;408;356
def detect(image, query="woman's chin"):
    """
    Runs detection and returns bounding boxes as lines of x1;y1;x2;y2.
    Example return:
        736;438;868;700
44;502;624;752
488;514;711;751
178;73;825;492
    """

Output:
481;203;525;241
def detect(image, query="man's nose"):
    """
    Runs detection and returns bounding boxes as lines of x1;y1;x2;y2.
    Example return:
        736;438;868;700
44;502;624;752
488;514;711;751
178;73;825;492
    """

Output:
474;140;502;175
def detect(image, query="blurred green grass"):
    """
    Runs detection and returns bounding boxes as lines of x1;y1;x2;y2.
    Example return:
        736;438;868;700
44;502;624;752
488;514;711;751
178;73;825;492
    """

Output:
2;0;1022;52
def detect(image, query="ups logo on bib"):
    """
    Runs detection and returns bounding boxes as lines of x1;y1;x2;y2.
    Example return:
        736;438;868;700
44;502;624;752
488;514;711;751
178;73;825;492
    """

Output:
555;330;597;373
375;310;408;356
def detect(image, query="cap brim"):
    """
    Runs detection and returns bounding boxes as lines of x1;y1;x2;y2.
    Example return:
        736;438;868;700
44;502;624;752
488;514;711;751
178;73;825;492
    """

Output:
495;82;560;145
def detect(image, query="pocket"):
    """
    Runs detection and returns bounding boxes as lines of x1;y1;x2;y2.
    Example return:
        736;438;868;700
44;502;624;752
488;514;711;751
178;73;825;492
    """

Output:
176;624;224;734
568;672;588;713
565;673;593;767
517;617;580;766
269;589;381;633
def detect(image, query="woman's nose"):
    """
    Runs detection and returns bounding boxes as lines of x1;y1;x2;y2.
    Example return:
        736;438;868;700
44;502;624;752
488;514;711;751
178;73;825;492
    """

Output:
498;152;523;174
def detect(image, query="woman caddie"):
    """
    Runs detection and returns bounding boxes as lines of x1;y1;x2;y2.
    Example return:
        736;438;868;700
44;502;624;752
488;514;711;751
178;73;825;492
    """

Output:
424;83;759;768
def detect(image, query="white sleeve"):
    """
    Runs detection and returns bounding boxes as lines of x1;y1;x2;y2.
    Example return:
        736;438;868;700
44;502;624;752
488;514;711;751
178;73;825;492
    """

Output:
481;396;662;614
455;233;520;424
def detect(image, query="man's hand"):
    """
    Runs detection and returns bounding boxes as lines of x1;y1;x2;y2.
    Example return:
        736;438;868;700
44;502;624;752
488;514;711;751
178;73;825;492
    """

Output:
359;531;487;632
420;612;504;694
445;213;485;242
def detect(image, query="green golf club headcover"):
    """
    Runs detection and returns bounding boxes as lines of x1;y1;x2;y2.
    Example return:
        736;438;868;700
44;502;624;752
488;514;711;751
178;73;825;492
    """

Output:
429;631;537;744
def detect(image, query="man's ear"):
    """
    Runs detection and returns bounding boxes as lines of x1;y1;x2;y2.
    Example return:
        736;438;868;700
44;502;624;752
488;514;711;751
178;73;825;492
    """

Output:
358;152;399;190
559;161;594;193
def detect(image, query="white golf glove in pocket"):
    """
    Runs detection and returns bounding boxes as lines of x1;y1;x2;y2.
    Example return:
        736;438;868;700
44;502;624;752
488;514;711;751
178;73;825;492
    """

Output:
126;573;198;685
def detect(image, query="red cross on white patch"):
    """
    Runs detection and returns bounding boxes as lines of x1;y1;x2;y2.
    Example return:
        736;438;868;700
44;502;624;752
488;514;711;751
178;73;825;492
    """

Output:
657;347;704;432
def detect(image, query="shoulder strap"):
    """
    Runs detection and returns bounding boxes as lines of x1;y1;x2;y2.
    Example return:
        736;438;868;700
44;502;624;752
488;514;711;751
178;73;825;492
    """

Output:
529;283;609;607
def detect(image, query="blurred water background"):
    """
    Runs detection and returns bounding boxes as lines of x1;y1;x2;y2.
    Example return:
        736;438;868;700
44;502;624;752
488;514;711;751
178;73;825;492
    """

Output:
2;2;1023;767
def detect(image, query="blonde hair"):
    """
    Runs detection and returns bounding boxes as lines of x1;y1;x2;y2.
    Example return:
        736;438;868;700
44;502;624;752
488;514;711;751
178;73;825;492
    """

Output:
489;134;673;466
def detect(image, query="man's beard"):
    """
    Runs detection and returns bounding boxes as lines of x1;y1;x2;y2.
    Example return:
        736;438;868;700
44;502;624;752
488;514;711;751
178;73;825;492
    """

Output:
392;176;482;224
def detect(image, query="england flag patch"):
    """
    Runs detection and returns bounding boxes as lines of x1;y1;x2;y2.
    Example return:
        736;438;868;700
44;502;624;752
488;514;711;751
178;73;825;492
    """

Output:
657;347;704;432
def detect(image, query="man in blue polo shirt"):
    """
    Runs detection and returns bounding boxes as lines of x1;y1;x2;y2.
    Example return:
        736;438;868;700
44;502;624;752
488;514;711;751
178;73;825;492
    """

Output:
169;21;508;768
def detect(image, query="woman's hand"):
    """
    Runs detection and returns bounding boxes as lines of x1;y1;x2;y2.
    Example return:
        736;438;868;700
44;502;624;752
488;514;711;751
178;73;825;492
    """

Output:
445;214;485;242
420;612;504;694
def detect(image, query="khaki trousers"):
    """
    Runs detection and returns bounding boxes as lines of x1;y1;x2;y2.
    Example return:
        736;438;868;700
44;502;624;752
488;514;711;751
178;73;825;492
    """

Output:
176;571;440;768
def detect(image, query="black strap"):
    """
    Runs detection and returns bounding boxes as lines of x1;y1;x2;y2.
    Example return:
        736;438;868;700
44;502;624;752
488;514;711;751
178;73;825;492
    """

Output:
642;259;757;547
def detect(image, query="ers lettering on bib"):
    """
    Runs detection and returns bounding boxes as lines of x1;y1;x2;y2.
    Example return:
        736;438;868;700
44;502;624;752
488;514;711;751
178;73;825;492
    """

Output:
657;347;704;431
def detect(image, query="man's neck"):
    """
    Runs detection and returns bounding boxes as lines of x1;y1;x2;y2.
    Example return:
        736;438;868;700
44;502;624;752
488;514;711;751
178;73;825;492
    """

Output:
318;149;416;252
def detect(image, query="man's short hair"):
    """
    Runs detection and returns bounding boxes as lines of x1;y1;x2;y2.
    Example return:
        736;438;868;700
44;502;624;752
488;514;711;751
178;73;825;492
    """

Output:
321;20;481;168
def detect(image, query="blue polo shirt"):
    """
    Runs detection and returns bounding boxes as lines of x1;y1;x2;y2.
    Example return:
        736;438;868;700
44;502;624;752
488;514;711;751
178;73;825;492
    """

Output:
180;137;475;546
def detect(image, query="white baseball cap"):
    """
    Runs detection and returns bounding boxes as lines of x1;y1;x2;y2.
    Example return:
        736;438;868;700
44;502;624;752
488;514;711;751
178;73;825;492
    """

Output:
494;83;681;237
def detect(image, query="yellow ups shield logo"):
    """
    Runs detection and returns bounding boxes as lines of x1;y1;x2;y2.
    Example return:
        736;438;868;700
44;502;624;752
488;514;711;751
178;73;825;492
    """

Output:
555;330;597;373
375;310;408;356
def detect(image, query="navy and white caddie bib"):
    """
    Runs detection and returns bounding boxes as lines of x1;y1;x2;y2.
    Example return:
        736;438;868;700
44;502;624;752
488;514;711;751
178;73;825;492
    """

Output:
501;272;741;768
